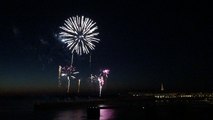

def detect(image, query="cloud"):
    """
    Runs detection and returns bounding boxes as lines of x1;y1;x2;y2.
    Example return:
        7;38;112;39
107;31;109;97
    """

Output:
40;38;48;45
12;26;20;37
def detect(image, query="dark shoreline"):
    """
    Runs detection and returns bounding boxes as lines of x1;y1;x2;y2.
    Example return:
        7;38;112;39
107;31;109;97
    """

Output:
33;95;213;111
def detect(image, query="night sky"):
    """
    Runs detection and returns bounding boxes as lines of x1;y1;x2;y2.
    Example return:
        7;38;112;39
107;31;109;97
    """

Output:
0;1;212;93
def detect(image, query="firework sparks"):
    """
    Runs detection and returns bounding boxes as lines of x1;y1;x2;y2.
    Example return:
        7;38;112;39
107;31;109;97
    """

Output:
98;76;104;97
58;65;79;93
59;16;100;55
103;69;110;75
89;69;110;97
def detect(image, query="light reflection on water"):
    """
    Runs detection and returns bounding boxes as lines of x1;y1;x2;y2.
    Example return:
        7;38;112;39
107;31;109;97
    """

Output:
53;109;87;120
100;109;116;120
53;108;116;120
2;99;213;120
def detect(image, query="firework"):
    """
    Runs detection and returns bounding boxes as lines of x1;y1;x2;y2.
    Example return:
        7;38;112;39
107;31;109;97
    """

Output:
58;65;79;93
98;76;104;97
89;69;110;97
103;69;110;76
59;15;100;56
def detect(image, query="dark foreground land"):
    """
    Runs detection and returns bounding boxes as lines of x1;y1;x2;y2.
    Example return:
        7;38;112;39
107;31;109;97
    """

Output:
1;92;213;120
33;94;213;119
34;95;213;109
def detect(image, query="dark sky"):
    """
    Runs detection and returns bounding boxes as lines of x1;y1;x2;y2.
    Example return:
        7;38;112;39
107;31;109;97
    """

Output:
0;0;212;93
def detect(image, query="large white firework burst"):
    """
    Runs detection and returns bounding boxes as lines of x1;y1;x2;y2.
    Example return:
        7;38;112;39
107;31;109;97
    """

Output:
59;16;100;55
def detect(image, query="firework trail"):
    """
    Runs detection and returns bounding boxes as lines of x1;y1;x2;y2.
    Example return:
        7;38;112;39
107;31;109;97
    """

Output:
77;79;81;93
